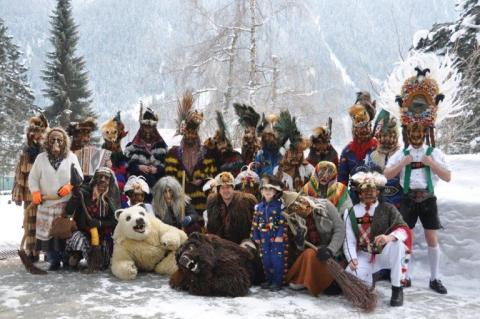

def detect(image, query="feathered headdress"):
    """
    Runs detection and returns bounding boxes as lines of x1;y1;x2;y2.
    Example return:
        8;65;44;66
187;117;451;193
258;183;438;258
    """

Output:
378;52;463;146
213;111;231;145
175;90;203;136
274;110;307;152
233;103;260;129
138;102;158;126
124;175;150;195
350;171;387;190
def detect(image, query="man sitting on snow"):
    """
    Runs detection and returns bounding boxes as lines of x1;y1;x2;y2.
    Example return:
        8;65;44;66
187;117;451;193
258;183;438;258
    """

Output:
344;171;411;307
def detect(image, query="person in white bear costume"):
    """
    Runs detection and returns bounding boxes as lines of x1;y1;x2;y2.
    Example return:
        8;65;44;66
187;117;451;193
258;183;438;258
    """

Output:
111;203;187;280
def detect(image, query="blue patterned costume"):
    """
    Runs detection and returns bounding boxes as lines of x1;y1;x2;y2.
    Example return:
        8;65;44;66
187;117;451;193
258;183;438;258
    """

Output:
251;198;287;288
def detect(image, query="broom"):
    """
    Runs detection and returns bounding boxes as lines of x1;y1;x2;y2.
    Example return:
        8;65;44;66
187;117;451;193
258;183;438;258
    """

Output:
283;212;377;312
304;241;377;312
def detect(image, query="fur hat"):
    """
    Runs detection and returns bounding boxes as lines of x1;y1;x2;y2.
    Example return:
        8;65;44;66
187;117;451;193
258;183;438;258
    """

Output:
214;172;235;187
124;175;150;195
311;117;332;143
27;114;49;133
260;174;283;192
350;171;387;190
138;102;158;126
101;111;128;143
176;91;203;135
67;117;97;136
257;113;279;136
348;91;376;128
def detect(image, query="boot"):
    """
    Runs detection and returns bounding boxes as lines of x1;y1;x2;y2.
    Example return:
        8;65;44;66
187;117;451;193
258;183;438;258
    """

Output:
390;286;403;307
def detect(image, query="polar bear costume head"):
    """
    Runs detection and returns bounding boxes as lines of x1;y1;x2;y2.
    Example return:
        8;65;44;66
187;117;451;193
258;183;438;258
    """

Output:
114;204;152;241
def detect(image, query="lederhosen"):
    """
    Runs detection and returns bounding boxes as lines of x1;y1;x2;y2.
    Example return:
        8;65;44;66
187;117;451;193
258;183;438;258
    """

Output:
400;147;441;230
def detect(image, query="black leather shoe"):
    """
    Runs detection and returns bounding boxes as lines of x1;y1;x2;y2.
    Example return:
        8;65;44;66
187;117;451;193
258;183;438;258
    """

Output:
390;286;403;307
429;279;447;294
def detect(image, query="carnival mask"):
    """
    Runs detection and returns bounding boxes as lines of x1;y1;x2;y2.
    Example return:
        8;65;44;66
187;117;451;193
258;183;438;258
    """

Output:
353;124;372;143
378;131;398;152
48;131;65;157
407;124;426;148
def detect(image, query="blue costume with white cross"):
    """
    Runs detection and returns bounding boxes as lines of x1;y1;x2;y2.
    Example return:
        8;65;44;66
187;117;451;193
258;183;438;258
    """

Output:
251;198;286;288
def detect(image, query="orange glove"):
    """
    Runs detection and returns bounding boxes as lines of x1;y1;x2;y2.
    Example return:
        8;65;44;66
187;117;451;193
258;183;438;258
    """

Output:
57;183;73;197
32;191;42;205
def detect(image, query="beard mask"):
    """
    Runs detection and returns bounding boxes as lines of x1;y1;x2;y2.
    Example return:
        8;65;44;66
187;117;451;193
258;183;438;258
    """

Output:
261;132;279;153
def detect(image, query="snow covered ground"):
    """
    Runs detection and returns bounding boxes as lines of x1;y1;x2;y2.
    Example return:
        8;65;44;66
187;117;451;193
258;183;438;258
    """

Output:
1;154;480;319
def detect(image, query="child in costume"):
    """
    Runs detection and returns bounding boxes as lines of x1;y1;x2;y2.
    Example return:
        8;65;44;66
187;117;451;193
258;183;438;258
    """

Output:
251;175;287;291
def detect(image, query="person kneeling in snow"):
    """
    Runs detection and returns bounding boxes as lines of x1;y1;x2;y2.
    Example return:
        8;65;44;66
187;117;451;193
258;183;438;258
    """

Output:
65;167;120;271
343;171;411;307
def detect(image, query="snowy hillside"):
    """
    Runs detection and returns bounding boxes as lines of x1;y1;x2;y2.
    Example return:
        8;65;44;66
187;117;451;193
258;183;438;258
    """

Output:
0;0;456;145
1;153;479;318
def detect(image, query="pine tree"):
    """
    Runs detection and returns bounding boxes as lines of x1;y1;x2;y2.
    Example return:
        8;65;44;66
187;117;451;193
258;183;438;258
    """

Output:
42;0;95;127
0;19;35;174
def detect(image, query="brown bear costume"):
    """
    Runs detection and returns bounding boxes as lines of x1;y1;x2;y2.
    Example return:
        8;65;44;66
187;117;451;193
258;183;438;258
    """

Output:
169;233;254;297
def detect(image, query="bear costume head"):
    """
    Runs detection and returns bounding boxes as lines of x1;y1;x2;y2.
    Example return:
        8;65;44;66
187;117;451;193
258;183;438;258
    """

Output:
171;232;254;297
114;204;152;241
175;232;216;275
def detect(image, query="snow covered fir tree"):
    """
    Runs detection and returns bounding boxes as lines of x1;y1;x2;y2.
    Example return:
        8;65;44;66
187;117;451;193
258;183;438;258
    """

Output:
41;0;95;127
0;19;35;174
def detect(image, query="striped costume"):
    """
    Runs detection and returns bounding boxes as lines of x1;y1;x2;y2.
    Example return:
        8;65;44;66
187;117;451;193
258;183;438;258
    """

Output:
165;146;217;213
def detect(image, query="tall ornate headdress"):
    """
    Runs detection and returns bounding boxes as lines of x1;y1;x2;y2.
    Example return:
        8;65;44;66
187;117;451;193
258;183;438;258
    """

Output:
379;52;463;147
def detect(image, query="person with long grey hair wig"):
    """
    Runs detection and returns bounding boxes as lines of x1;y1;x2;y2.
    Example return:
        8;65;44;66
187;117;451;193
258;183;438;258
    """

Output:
152;176;201;234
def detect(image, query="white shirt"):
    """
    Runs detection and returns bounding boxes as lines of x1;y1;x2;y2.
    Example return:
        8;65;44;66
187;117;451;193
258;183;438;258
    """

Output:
386;145;449;189
343;201;407;262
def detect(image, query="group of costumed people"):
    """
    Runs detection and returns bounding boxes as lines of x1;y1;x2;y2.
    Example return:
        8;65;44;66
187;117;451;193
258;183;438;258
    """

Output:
12;62;452;309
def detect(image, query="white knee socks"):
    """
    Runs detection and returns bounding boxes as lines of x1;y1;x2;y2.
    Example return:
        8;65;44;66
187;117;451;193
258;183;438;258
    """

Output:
428;246;440;281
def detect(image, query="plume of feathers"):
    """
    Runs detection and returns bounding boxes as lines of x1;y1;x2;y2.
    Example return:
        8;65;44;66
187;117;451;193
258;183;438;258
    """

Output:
379;51;464;125
274;111;302;150
175;90;194;135
233;103;260;128
215;110;230;142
